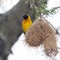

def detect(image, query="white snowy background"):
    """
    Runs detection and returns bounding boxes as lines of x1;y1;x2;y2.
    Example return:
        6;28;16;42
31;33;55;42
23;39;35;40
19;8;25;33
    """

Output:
0;0;20;14
0;0;60;60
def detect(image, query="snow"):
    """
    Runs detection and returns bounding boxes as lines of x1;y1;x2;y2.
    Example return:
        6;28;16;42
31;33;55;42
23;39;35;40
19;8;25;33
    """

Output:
47;0;60;9
46;0;60;29
7;33;60;60
0;0;20;14
46;10;60;29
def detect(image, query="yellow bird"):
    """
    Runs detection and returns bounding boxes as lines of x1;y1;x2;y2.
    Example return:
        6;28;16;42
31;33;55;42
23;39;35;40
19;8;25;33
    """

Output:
22;15;32;33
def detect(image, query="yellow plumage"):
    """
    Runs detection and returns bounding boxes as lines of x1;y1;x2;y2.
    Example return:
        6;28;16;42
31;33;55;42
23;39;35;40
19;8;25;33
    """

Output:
22;15;32;33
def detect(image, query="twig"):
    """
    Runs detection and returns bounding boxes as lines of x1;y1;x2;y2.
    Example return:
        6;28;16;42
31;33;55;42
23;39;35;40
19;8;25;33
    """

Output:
49;6;60;11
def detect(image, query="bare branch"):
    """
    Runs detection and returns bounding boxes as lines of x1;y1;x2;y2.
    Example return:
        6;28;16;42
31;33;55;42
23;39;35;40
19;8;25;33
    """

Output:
53;6;60;9
50;6;60;10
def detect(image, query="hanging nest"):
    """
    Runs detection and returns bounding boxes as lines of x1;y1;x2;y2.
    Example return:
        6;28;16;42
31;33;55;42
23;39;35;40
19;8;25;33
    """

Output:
25;18;58;57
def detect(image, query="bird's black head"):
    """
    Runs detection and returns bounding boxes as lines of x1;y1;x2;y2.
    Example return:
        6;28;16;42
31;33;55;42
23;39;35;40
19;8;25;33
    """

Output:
23;15;28;19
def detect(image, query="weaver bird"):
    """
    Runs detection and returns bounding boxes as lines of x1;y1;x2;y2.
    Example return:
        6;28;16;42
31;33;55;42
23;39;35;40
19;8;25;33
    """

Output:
22;15;32;33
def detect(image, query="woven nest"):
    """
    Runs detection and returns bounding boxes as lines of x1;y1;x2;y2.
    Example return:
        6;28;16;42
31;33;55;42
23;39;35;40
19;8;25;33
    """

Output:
25;18;58;57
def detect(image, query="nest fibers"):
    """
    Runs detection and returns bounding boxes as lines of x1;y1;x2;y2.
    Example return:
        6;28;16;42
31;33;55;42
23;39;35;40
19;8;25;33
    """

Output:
25;18;58;57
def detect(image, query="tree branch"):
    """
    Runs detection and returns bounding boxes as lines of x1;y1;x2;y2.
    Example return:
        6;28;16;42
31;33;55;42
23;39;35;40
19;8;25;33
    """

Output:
50;6;60;10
